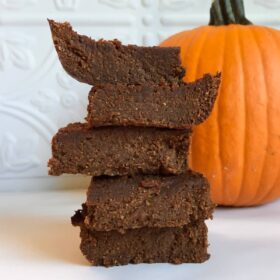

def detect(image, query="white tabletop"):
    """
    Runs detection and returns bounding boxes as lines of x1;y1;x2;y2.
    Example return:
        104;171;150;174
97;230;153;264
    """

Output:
1;190;280;280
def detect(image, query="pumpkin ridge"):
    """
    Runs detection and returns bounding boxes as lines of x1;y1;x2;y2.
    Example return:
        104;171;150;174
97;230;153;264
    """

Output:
194;27;218;78
195;28;224;204
180;28;204;83
180;28;206;167
249;27;270;204
233;26;247;205
216;27;227;204
189;27;225;204
188;28;215;169
185;27;211;81
256;28;280;204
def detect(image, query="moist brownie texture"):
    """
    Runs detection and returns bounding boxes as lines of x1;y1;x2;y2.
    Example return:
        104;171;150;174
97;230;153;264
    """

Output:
72;209;209;266
81;171;214;232
48;123;191;176
48;20;185;85
87;73;221;129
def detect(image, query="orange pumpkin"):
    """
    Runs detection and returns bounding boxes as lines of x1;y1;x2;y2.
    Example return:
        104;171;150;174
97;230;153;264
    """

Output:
161;0;280;206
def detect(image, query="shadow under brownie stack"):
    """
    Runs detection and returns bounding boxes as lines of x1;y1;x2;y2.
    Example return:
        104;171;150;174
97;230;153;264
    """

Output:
48;20;221;267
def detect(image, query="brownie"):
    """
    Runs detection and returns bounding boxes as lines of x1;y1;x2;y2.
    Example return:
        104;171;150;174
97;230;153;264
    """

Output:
48;123;190;176
79;171;214;232
48;19;185;85
87;73;221;129
72;209;209;266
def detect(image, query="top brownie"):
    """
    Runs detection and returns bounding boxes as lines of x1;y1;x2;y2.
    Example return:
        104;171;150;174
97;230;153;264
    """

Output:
48;20;185;85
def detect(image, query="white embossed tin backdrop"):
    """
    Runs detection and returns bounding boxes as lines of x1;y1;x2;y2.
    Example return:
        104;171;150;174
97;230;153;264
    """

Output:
0;0;279;191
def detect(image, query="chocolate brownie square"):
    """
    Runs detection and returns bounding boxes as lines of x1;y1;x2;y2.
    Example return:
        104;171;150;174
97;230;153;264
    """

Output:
86;73;220;129
48;123;191;176
80;171;214;232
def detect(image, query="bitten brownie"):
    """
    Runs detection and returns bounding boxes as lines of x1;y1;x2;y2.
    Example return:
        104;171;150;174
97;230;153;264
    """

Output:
72;208;209;266
78;171;214;232
87;73;221;129
48;123;191;176
48;20;185;85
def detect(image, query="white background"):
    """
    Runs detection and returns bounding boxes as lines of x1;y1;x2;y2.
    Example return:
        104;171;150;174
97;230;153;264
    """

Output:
0;1;280;279
1;0;280;190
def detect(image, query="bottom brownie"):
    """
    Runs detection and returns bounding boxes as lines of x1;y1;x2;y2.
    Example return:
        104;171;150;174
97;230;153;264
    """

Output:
73;211;209;266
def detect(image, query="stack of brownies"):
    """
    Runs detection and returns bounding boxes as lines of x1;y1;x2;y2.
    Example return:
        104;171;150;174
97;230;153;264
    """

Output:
48;20;221;266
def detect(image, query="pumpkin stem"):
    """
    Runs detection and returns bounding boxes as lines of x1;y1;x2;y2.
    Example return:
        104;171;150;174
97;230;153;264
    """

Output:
209;0;252;26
